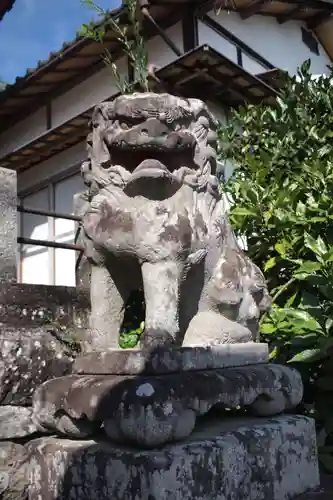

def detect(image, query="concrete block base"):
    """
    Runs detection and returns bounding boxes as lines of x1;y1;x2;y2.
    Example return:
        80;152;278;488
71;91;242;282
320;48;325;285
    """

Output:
27;414;319;500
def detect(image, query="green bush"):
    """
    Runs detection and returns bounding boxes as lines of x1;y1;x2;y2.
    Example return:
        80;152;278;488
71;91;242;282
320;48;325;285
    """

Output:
218;61;333;471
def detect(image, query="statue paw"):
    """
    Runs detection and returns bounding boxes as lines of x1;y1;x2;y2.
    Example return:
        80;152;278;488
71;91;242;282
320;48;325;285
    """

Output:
183;310;253;347
140;328;177;350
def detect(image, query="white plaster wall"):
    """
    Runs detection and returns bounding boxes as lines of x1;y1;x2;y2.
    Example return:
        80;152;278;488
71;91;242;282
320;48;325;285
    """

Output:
198;19;243;66
242;53;268;76
18;141;85;193
0;106;46;158
51;58;126;128
203;10;331;75
146;22;183;69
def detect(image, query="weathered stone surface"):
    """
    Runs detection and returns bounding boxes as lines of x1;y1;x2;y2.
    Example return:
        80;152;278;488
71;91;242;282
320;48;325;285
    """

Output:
73;343;269;375
182;309;258;346
0;442;29;500
73;193;91;290
32;363;303;446
27;415;319;500
0;326;73;405
79;93;271;350
0;168;17;283
0;282;92;405
0;406;38;439
0;282;90;330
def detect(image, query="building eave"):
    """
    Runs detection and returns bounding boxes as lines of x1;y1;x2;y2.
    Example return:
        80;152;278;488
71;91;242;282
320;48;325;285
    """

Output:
315;17;333;62
0;0;192;130
0;45;279;174
1;0;332;125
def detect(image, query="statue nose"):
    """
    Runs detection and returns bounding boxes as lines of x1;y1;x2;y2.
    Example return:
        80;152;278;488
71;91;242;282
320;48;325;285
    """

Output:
136;118;169;137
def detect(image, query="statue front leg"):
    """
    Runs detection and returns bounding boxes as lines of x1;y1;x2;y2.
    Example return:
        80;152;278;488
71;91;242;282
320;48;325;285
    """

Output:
140;260;182;349
88;264;126;350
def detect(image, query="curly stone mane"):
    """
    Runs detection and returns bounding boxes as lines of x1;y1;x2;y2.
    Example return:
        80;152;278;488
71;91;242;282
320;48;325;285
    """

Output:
82;93;221;205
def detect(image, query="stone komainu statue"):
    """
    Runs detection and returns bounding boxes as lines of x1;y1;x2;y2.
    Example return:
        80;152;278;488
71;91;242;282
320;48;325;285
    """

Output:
77;92;271;350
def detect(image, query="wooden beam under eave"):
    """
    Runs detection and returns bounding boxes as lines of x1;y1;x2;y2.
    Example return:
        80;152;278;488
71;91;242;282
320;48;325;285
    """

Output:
277;5;303;24
307;12;331;29
239;0;270;20
315;17;333;62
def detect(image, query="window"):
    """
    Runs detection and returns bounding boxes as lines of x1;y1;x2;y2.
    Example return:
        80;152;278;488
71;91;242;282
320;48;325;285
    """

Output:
19;172;84;287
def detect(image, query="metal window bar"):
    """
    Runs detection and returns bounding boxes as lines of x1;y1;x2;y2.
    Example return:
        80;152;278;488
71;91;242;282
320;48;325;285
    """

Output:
199;13;275;71
17;237;84;252
17;205;81;222
17;205;85;277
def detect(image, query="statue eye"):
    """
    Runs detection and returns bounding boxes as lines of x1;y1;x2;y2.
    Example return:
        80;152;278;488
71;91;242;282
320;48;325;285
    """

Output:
120;122;129;130
251;287;264;303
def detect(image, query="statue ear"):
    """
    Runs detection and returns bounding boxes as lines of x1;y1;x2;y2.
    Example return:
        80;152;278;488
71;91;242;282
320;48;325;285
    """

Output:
81;161;92;185
91;103;111;128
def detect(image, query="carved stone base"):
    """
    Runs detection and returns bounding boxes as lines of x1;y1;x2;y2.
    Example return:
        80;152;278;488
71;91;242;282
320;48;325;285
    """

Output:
73;343;269;375
32;348;303;447
27;415;319;500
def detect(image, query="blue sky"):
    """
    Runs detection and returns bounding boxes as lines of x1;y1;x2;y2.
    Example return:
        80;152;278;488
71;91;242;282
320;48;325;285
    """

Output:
0;0;120;84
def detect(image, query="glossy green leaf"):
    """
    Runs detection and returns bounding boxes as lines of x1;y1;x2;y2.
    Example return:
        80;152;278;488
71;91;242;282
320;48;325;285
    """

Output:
264;257;276;271
231;207;257;217
326;318;333;333
275;241;288;257
269;346;278;360
260;323;276;334
295;261;321;273
288;348;323;363
304;233;327;257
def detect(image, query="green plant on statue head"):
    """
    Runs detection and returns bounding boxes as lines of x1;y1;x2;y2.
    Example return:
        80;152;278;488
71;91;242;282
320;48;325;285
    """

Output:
79;0;149;93
219;59;333;471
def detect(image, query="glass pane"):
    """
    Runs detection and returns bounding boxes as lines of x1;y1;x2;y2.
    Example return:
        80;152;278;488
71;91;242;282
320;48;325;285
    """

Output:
21;188;50;285
54;174;84;287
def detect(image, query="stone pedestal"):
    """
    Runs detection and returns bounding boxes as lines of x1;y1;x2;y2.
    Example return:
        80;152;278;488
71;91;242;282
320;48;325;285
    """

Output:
0;167;17;283
31;344;304;447
25;344;319;499
27;415;319;500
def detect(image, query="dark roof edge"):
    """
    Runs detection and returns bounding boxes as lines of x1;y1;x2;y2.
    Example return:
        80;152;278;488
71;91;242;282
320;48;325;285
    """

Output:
0;0;15;22
0;2;124;97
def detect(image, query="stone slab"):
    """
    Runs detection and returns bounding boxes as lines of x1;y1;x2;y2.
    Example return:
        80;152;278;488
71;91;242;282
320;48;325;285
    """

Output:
0;282;90;329
27;415;319;500
0;442;29;500
0;168;17;283
73;342;269;375
33;364;303;447
0;326;74;406
0;406;38;439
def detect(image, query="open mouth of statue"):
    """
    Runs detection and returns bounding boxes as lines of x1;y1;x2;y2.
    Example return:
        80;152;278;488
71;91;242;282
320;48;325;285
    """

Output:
109;144;196;200
111;147;192;177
